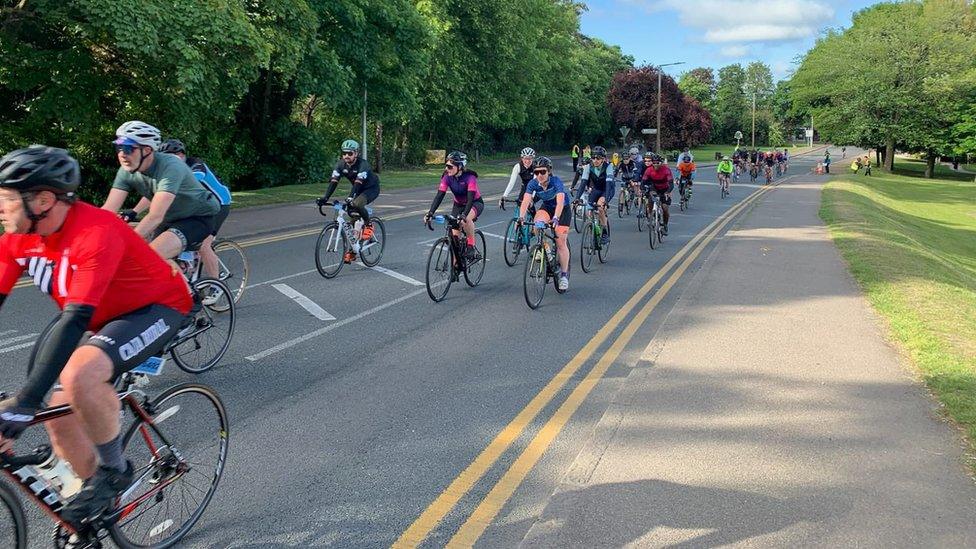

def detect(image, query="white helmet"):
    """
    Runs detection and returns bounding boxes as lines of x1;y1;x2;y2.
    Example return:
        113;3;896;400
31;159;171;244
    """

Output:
115;121;161;149
520;147;536;158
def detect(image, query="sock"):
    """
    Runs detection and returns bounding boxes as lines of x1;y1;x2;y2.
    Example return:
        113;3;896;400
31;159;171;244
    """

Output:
467;235;475;246
96;435;126;472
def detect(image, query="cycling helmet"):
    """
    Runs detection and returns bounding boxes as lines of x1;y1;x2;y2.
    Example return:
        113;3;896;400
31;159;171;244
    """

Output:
341;139;360;152
642;151;653;160
520;147;536;158
535;156;553;171
159;138;186;155
114;121;161;149
591;146;607;159
722;155;730;160
649;153;663;163
446;151;468;169
0;145;80;195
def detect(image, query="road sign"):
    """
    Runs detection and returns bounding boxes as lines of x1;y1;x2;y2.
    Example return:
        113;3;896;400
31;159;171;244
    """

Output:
619;126;631;139
805;129;814;138
734;131;743;140
641;128;657;135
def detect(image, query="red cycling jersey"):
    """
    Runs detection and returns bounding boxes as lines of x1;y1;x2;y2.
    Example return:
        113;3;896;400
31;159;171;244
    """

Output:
642;165;674;191
0;201;192;329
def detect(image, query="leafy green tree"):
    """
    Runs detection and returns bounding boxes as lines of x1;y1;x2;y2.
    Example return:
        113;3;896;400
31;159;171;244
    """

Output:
712;64;747;144
678;68;715;111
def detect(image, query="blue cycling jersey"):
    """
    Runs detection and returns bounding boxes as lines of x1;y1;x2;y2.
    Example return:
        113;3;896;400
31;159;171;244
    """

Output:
525;175;570;210
187;158;232;206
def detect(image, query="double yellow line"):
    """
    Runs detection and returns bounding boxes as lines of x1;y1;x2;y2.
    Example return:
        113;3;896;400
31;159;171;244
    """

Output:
394;181;779;548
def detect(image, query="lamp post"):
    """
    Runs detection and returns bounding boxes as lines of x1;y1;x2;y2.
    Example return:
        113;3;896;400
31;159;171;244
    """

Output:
656;61;685;153
361;86;368;161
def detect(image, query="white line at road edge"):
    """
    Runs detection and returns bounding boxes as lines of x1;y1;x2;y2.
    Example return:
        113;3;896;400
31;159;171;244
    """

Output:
481;232;507;240
246;269;320;289
0;341;38;354
416;218;509;245
245;283;444;362
0;333;38;347
358;263;424;286
271;284;337;321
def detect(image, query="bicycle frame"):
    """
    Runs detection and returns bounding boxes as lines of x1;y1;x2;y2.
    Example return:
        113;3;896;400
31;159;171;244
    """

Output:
318;202;378;255
500;198;534;246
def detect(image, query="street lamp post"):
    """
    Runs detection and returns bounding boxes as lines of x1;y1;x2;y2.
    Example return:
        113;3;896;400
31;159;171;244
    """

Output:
655;61;685;153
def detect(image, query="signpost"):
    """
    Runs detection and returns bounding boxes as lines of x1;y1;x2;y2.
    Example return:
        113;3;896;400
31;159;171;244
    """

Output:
734;130;743;147
641;128;657;135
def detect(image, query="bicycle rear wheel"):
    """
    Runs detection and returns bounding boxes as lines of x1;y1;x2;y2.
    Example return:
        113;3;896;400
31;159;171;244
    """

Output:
425;238;453;302
598;218;611;264
464;230;487;287
580;220;596;273
315;222;346;278
113;383;228;549
0;482;26;549
212;239;248;310
573;203;584;233
523;244;547;309
503;218;522;267
359;218;386;267
171;279;235;374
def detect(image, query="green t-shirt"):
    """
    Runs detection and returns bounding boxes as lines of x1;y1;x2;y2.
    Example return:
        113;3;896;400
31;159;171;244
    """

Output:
113;152;220;223
717;160;734;174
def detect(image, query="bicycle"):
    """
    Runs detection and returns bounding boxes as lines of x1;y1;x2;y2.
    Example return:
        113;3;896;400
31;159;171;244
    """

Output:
500;198;536;267
0;372;228;549
176;241;246;312
718;172;731;199
764;165;773;185
579;202;610;273
616;182;633;218
172;257;238;374
749;164;759;184
424;214;487;302
634;186;647;233
572;189;588;233
678;176;693;211
314;201;386;279
646;191;666;250
523;221;569;309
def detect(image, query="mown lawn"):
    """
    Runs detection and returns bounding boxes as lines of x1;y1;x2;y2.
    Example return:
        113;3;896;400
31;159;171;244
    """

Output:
820;171;976;471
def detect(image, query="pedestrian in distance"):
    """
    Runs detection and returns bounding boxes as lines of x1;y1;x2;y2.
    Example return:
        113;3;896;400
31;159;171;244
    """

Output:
571;143;580;172
823;151;831;174
863;156;872;176
583;144;591;160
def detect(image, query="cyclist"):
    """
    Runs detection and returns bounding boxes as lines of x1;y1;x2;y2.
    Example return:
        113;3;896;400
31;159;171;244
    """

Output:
641;153;674;235
717;155;734;193
157;139;231;285
764;150;777;182
103;121;220;261
0;146;192;528
574;146;614;245
519;156;571;290
782;148;790;172
316;139;381;264
675;154;696;204
616;151;641;201
423;151;483;261
500;147;536;207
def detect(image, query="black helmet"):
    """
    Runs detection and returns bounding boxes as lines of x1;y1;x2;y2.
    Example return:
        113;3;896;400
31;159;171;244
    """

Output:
446;150;468;169
0;145;80;195
591;146;607;159
649;153;663;163
535;156;553;171
159;138;186;155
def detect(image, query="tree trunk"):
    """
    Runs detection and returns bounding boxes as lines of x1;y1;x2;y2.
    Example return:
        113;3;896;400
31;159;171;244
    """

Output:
925;150;936;178
884;137;895;172
375;122;383;173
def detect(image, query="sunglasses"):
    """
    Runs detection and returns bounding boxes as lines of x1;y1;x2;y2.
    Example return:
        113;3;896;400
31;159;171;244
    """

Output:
341;151;356;157
114;144;137;155
533;169;549;175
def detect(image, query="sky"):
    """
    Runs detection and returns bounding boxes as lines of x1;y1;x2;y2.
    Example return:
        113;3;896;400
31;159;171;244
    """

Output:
580;0;877;81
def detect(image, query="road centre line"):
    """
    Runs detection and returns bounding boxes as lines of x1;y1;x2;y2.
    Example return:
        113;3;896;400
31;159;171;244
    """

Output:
416;218;508;246
0;333;38;347
481;231;507;240
358;263;424;286
272;284;336;321
246;269;320;289
0;340;38;354
0;330;14;337
392;183;774;547
245;282;445;362
446;181;781;547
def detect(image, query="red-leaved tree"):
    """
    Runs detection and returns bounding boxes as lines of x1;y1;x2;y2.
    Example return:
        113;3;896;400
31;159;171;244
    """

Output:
608;66;712;150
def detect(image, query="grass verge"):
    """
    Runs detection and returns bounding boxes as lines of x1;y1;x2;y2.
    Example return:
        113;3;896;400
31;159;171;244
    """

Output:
231;162;509;209
820;171;976;472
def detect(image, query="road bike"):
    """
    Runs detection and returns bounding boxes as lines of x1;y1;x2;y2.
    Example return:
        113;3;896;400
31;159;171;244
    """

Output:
764;165;773;185
646;191;666;250
424;214;487;302
579;202;610;273
718;172;731;199
749;164;759;183
500;198;536;267
678;176;693;211
172;256;238;374
634;187;647;233
176;240;247;312
314;201;386;279
523;221;569;309
0;373;228;549
616;182;633;218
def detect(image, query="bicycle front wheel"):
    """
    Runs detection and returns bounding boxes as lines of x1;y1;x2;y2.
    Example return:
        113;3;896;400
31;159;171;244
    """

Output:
425;238;453;302
573;204;584;233
649;209;658;249
359;218;386;267
523;244;547;309
464;230;487;287
315;222;346;278
598;218;611;264
171;278;235;374
113;383;228;549
580;220;596;273
0;482;26;549
503;218;522;267
212;238;248;310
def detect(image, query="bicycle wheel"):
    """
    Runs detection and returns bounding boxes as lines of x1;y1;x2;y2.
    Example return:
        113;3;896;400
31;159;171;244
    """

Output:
580;220;596;273
0;482;26;549
464;230;487;287
315;222;346;278
212;239;248;310
425;237;453;302
503;218;522;267
636;200;645;232
359;218;386;267
598;218;611;264
573;203;584;233
523;244;547;309
617;195;625;218
113;383;228;549
649;208;658;250
171;279;235;374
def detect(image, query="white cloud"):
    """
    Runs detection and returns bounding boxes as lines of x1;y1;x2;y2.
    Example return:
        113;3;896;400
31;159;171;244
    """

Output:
720;45;750;58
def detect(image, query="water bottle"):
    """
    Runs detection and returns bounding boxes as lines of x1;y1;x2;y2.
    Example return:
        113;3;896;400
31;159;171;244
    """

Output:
354;219;363;233
10;463;67;510
38;452;83;499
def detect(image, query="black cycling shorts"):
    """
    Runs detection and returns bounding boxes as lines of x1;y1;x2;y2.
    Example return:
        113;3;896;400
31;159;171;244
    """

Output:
211;205;230;236
83;304;185;379
353;185;380;204
540;204;573;227
160;215;215;252
451;198;485;221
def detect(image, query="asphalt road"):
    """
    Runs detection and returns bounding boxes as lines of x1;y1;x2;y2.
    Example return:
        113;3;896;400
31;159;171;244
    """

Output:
1;152;822;547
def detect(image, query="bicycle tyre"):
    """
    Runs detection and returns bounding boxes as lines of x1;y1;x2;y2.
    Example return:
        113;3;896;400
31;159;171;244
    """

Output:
425;238;453;302
503;218;522;267
113;383;228;549
598;217;610;264
617;198;624;218
573;203;583;233
315;222;345;278
359;217;386;267
464;230;487;287
580;220;595;273
171;278;235;374
212;238;248;310
649;208;658;249
0;481;26;549
523;244;547;309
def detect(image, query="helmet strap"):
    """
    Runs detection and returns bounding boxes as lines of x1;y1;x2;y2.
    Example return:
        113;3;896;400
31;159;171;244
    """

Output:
19;192;52;234
127;147;151;174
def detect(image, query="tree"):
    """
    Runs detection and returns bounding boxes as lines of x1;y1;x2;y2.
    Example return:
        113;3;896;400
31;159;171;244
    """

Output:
712;64;747;144
678;68;715;111
608;66;711;151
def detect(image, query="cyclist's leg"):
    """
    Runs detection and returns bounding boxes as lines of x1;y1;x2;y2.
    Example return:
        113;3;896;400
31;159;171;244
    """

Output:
463;200;484;244
556;207;572;273
200;205;230;278
150;216;213;261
